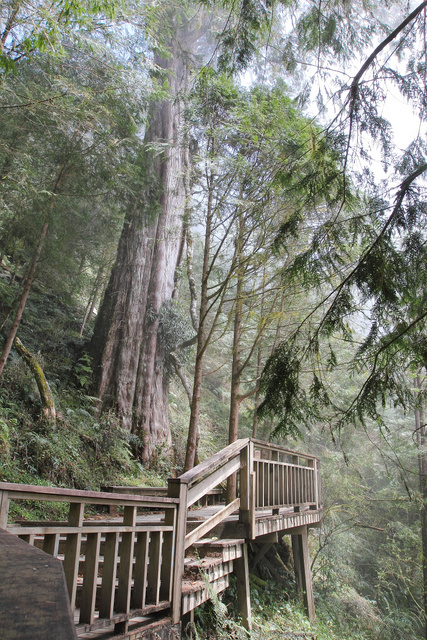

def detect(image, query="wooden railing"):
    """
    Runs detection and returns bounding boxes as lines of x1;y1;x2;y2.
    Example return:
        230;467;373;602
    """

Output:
169;439;321;544
0;483;180;634
0;439;321;633
252;440;320;511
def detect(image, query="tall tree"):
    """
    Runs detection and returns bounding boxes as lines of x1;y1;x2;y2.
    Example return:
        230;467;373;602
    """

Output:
90;8;200;462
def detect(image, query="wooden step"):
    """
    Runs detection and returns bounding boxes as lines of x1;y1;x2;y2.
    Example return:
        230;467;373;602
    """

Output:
182;575;230;615
190;538;244;562
184;558;234;584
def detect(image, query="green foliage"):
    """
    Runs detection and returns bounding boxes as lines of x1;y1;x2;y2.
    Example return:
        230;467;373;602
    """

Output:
74;353;93;390
0;0;120;70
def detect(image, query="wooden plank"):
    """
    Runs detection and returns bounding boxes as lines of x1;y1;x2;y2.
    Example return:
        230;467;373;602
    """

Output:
99;531;119;619
79;531;101;624
63;502;84;610
146;531;162;605
115;506;136;615
185;499;240;549
187;456;241;507
181;575;230;614
251;439;319;462
103;486;168;496
6;524;173;536
131;531;149;609
0;481;179;506
0;528;77;640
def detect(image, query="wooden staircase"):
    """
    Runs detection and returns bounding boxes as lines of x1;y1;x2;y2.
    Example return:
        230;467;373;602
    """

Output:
0;438;323;639
182;538;244;614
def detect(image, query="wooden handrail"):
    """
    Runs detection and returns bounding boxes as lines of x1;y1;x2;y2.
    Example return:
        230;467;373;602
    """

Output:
178;438;249;487
251;439;319;462
184;498;240;549
0;482;179;507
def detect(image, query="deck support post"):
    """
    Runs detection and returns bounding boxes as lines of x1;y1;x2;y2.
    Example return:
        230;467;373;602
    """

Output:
182;609;195;639
291;526;315;621
235;542;252;632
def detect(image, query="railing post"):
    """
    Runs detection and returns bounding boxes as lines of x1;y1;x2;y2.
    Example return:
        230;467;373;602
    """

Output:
0;490;9;529
168;478;188;625
79;531;101;624
63;502;84;611
315;459;321;510
235;543;252;632
239;440;254;538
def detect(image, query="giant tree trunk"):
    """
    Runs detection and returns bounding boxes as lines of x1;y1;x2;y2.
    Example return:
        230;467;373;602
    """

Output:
90;30;188;463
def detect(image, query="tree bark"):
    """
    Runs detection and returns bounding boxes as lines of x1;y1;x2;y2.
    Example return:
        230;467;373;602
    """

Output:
90;24;189;463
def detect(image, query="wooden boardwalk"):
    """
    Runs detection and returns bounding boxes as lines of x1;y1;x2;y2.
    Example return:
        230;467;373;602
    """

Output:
0;438;322;639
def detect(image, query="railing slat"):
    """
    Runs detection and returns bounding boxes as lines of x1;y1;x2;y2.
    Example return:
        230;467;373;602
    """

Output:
131;531;149;609
99;531;119;619
115;506;136;614
79;531;100;624
146;532;162;606
43;533;59;557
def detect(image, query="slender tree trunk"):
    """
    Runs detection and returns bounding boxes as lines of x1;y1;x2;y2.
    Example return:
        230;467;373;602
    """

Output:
90;23;190;463
0;220;49;375
0;164;66;375
227;207;244;501
80;264;104;337
184;160;215;472
415;374;427;638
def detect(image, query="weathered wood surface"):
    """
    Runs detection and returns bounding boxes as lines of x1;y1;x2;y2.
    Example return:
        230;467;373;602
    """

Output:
0;527;77;640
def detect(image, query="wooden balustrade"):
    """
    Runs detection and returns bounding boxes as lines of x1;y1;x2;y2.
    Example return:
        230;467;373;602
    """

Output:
0;439;322;635
251;440;320;512
0;482;180;635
